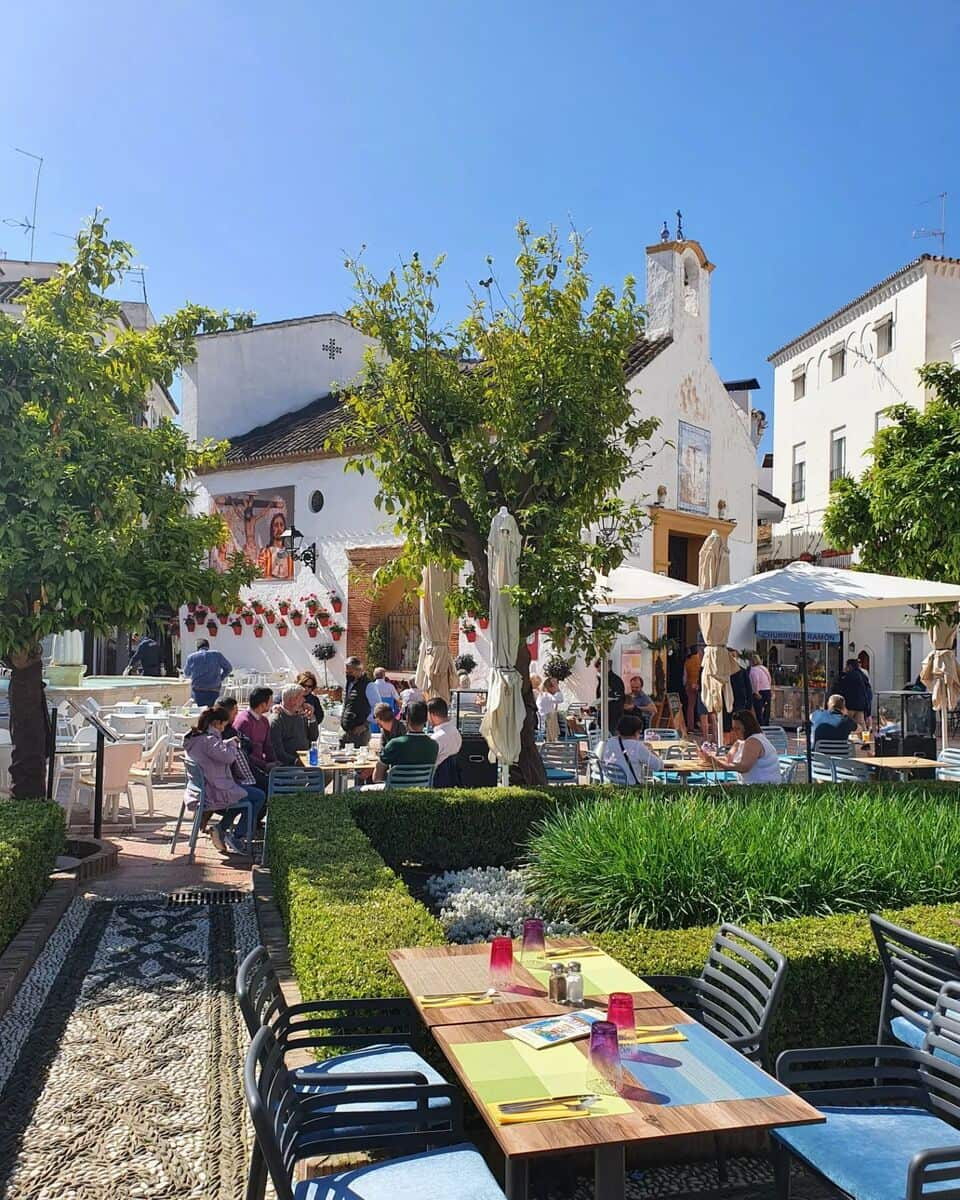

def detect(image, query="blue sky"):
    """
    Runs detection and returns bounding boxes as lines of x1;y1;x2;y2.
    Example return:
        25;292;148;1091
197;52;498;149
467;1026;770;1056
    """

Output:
3;1;959;455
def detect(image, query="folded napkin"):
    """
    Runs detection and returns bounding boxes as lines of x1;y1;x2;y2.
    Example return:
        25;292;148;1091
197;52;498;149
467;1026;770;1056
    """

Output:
626;1025;686;1044
419;995;495;1009
489;1097;597;1125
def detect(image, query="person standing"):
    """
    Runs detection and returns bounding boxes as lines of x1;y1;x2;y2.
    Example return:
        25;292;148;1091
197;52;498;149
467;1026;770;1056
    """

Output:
125;632;162;677
748;653;773;726
341;656;373;748
368;667;401;713
833;658;871;729
182;638;232;707
683;645;703;732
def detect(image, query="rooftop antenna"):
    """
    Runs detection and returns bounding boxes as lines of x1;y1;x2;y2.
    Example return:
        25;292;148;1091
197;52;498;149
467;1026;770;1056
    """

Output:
913;191;947;255
2;148;44;260
122;264;149;308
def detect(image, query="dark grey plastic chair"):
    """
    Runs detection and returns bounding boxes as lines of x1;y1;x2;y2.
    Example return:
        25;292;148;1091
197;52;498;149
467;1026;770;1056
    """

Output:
644;923;788;1067
771;981;960;1200
870;913;960;1049
244;1026;507;1200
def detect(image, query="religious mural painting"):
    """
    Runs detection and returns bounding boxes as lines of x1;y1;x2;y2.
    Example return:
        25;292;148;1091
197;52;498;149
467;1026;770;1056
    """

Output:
677;421;710;514
210;486;295;579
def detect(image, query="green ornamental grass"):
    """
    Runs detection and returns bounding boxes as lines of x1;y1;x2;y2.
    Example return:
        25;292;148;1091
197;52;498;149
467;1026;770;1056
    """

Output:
525;786;960;930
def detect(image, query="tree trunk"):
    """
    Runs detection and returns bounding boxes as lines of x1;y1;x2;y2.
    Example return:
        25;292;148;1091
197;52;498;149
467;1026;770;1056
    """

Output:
9;650;50;799
512;638;547;787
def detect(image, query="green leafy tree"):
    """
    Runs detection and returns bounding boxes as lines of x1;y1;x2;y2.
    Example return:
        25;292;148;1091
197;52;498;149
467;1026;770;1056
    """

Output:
329;223;661;782
824;363;960;604
0;218;256;798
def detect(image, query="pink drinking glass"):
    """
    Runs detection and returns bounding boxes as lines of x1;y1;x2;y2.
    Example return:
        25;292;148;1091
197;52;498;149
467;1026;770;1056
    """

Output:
588;1020;624;1095
521;919;546;964
489;937;514;987
606;992;636;1039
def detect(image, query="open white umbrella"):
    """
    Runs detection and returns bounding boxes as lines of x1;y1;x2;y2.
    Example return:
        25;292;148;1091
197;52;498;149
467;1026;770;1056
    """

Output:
920;621;960;751
480;508;526;782
415;563;458;702
627;561;960;777
697;532;739;734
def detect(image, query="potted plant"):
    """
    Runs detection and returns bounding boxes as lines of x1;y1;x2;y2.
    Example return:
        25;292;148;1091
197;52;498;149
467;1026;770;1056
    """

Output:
306;617;319;639
302;593;320;616
195;606;208;622
478;616;490;630
317;606;332;628
330;621;345;641
230;617;243;636
461;620;477;644
206;619;219;637
277;618;289;637
252;599;265;615
278;597;291;616
218;609;230;625
455;652;477;688
543;654;573;682
264;606;276;625
187;602;197;614
241;606;254;625
253;619;265;639
290;606;304;627
184;615;196;633
312;640;336;688
329;592;343;613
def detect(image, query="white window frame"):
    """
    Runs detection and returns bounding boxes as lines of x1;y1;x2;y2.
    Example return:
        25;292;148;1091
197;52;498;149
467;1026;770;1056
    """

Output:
791;443;806;503
829;426;846;484
829;343;846;381
874;314;894;358
792;364;806;400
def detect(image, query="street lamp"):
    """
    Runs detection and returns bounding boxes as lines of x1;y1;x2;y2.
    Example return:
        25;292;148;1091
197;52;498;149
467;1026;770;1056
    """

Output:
597;512;620;547
280;526;317;573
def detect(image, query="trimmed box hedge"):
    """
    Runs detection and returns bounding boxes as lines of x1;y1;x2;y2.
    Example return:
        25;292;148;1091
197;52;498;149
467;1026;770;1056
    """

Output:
0;800;65;954
266;793;444;1001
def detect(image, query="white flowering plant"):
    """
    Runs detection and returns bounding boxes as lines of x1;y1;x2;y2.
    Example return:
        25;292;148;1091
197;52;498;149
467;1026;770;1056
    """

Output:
426;865;578;944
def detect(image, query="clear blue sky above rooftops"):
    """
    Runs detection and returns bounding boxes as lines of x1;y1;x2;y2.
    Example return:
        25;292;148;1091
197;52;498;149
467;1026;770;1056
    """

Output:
3;0;959;456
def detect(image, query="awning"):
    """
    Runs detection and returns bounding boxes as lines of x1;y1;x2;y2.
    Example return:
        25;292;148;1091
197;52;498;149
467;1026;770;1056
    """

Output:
755;612;840;644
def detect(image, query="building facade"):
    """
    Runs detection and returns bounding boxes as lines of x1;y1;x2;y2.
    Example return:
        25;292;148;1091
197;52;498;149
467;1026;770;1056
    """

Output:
184;234;763;699
768;253;960;693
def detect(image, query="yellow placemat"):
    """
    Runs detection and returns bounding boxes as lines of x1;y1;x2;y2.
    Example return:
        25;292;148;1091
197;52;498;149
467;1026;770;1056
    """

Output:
528;951;653;998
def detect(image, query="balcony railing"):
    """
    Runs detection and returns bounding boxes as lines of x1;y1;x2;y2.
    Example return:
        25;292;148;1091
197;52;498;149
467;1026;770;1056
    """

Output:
829;466;848;486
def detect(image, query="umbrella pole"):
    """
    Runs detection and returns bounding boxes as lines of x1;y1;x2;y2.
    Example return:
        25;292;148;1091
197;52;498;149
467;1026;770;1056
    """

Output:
600;655;609;744
798;602;812;782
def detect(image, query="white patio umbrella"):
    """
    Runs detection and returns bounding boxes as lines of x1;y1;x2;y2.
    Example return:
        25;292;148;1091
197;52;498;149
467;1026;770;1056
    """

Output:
479;508;526;783
697;532;739;736
415;563;458;702
920;620;960;751
627;560;960;778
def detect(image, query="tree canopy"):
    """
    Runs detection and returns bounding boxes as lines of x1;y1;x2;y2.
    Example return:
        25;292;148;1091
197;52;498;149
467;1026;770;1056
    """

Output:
824;363;960;588
0;217;255;795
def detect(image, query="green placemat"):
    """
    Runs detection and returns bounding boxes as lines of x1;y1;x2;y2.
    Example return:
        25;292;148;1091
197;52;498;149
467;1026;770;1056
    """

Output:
451;1038;632;1117
528;953;652;998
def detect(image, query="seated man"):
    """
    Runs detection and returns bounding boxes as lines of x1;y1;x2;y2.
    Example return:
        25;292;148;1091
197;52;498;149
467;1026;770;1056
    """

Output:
268;684;312;766
599;715;663;784
627;676;658;726
811;694;858;748
373;701;406;747
371;700;438;784
427;696;463;787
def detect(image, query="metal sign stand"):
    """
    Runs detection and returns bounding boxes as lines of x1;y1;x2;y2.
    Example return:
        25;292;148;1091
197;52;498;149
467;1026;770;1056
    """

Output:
64;699;118;840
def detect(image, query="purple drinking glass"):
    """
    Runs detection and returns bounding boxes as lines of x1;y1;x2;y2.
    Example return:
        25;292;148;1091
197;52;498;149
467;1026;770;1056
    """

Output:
489;937;514;987
521;918;546;965
588;1020;624;1095
606;992;636;1039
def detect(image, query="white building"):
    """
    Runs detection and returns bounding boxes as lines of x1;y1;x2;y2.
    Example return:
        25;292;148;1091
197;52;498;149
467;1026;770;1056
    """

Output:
768;253;960;695
184;232;763;699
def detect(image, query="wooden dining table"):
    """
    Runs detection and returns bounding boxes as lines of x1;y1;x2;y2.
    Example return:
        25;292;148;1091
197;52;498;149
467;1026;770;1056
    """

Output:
862;754;939;773
390;940;822;1199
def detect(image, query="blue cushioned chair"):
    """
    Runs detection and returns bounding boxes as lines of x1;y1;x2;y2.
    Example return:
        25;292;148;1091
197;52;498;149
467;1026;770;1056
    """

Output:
170;759;255;863
237;947;453;1200
538;741;578;785
772;981;960;1200
245;1026;507;1200
870;913;960;1050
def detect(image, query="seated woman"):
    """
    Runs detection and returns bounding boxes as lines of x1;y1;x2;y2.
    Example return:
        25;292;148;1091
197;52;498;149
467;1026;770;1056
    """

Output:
183;705;265;855
294;671;323;740
699;708;781;784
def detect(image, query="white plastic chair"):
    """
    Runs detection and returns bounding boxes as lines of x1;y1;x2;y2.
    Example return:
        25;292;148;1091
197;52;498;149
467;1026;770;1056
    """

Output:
108;712;148;746
810;752;838;784
129;735;170;816
73;742;144;827
936;748;960;782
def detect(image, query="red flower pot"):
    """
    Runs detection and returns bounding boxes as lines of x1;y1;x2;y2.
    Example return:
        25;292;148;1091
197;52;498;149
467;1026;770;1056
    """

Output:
278;602;290;615
331;598;343;613
243;613;254;625
291;613;303;627
319;614;332;628
187;602;197;614
305;602;319;615
331;629;343;641
465;631;477;643
207;622;218;637
307;626;318;639
478;617;489;630
184;618;196;632
265;611;276;625
219;613;230;625
278;624;289;638
196;609;208;622
231;624;242;636
254;626;264;638
253;602;264;614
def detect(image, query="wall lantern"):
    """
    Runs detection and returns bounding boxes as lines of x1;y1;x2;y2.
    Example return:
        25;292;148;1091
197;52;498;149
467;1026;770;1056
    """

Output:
280;526;318;573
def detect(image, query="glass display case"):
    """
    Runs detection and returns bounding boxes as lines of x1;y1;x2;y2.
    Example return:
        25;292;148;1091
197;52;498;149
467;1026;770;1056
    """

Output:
451;689;488;733
875;690;936;739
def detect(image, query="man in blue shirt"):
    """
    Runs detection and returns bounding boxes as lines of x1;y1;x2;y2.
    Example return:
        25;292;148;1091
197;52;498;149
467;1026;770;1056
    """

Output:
182;639;232;707
811;694;858;748
125;633;162;676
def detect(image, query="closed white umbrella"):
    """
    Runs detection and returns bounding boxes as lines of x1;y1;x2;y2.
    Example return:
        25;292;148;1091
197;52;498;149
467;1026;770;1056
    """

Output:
480;508;526;782
628;561;960;777
415;563;458;702
697;532;739;733
920;621;960;751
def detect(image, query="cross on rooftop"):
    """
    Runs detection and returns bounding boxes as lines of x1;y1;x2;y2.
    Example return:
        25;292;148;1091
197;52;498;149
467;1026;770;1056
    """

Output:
322;338;342;360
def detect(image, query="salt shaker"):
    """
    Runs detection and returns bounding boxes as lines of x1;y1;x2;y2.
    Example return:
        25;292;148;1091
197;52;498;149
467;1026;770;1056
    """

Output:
564;961;584;1006
548;963;567;1004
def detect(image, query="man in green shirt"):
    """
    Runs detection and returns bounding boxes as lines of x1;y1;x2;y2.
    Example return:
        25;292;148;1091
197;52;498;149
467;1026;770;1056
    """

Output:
371;700;438;783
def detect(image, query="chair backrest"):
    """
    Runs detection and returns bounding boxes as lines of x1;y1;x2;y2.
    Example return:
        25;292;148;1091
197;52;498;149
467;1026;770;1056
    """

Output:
266;766;326;798
538;741;578;771
167;714;196;736
647;727;680;740
600;760;629;786
816;739;852;757
108;713;147;736
761;726;789;754
101;741;143;789
184;758;206;801
810;752;837;783
141;734;169;765
696;923;788;1066
115;702;151;714
236;945;288;1037
871;913;960;1048
778;759;798;784
834;757;872;783
386;762;436;789
921;982;960;1124
937;748;960;782
244;1027;463;1200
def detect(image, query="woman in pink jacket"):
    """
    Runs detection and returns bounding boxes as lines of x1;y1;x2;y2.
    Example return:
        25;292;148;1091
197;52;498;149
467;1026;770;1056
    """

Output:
184;706;265;855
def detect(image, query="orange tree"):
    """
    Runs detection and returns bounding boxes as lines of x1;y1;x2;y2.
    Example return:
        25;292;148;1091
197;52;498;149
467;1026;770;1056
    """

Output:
0;218;255;797
329;223;661;783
